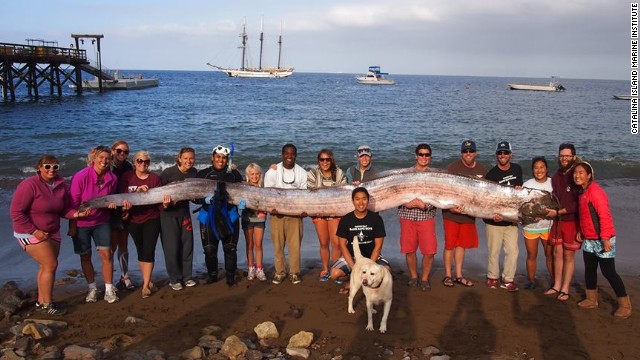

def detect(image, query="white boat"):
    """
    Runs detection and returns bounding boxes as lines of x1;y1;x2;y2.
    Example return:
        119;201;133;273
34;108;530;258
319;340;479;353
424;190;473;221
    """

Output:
73;71;159;90
507;77;565;92
613;95;635;100
356;66;395;85
207;19;293;78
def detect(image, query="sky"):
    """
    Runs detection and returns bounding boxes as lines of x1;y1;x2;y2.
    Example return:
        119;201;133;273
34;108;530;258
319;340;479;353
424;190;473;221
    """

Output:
1;0;630;80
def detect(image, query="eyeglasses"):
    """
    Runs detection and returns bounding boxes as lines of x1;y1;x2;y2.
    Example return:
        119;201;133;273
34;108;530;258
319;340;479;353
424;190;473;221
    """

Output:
213;145;230;156
417;153;431;157
135;159;151;165
115;148;129;155
318;158;332;162
43;164;60;170
461;149;476;154
496;151;511;156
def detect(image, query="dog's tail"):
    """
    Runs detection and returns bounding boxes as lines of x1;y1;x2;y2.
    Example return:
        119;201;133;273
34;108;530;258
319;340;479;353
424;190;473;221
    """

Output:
352;235;363;261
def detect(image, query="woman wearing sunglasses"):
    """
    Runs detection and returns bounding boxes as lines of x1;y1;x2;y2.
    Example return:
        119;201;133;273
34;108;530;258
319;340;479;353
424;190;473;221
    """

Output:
307;149;347;281
10;155;89;315
110;140;136;291
118;151;168;299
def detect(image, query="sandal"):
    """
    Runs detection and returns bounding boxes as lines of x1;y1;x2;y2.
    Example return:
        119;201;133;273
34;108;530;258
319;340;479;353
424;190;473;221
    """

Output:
454;277;474;287
421;281;431;292
557;291;570;302
442;276;454;287
544;287;560;296
407;279;419;287
338;287;350;295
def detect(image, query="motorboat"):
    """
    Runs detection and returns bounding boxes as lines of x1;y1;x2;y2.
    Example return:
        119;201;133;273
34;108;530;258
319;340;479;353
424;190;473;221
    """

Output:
613;95;635;100
73;70;159;90
507;77;565;92
356;66;395;85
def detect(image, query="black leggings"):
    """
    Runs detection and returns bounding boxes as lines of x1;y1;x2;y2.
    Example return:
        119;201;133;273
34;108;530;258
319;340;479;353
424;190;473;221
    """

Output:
583;251;627;297
127;218;160;263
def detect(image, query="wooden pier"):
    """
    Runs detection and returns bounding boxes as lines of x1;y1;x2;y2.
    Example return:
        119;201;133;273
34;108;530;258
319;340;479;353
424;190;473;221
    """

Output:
0;35;110;101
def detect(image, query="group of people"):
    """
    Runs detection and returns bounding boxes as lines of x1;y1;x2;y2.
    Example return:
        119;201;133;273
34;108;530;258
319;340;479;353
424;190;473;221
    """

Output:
9;140;632;319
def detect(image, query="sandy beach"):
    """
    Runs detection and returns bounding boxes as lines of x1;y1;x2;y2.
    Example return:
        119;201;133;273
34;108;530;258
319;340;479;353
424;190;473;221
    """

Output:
1;179;639;358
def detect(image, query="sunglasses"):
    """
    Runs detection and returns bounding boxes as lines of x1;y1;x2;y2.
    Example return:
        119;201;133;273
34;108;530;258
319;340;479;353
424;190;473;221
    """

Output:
496;151;511;156
115;148;129;155
462;149;476;154
43;164;60;170
135;159;151;165
318;158;332;162
417;153;432;157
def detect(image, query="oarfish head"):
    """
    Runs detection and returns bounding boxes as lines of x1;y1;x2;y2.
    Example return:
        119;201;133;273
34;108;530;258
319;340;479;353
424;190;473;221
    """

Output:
518;190;560;225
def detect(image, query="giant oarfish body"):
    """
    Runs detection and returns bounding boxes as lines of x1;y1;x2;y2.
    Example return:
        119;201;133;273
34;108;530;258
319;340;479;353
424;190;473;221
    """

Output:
80;170;558;225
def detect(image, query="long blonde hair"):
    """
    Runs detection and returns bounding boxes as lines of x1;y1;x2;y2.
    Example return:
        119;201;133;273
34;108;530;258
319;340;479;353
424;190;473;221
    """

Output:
244;163;263;187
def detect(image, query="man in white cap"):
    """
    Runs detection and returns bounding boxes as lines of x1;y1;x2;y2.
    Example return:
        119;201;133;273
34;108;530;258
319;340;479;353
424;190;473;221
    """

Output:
345;145;378;185
484;141;523;292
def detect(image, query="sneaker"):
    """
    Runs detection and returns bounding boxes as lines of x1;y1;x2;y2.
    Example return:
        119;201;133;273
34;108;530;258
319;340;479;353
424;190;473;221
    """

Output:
524;281;538;290
319;271;331;282
256;268;267;281
104;290;119;303
123;277;136;290
184;279;197;287
247;266;256;281
272;274;286;285
486;278;499;289
85;288;98;303
40;302;67;315
206;273;218;284
170;282;183;291
500;281;519;292
290;274;302;284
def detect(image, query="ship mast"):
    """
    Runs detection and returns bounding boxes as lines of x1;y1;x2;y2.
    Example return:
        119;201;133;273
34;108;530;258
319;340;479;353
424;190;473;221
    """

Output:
258;17;264;70
239;18;248;71
277;21;283;69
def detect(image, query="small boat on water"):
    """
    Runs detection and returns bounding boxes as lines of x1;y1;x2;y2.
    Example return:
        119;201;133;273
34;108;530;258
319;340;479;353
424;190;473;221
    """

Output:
73;70;159;90
207;18;294;78
356;66;395;85
613;95;635;100
507;77;565;92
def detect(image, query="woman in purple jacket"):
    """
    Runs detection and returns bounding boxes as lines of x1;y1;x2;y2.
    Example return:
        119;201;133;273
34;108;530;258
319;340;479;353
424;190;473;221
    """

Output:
10;155;88;315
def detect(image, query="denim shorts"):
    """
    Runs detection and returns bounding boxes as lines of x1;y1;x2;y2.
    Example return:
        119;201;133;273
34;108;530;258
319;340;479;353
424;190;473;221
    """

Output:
73;222;111;255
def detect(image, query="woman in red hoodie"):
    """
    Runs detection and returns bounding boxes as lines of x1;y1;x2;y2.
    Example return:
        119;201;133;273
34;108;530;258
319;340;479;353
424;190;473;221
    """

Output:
574;162;631;319
10;155;88;315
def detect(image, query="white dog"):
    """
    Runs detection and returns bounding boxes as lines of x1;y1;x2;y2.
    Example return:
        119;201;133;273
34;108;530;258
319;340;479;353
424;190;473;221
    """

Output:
347;236;393;333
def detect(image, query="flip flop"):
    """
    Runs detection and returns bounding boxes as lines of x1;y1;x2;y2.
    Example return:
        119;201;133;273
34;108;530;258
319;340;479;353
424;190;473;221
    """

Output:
544;287;560;296
557;292;570;302
454;277;474;287
442;276;454;287
407;279;419;287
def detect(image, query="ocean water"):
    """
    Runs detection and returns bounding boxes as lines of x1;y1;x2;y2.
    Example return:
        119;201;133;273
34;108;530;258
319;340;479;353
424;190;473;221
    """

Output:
0;71;636;286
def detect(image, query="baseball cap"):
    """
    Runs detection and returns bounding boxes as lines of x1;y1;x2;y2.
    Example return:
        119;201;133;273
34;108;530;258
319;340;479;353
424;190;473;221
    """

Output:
495;141;512;153
357;145;372;157
461;140;476;152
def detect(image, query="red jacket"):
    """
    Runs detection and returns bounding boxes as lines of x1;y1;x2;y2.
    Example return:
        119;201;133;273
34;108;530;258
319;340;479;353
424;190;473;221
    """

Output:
578;181;615;240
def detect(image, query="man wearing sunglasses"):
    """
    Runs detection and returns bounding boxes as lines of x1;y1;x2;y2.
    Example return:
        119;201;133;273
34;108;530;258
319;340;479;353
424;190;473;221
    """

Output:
196;144;243;287
441;140;487;288
483;141;523;292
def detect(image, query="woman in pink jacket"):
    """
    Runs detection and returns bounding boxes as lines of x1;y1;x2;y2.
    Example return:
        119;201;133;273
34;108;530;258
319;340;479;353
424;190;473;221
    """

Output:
574;162;631;319
10;155;88;315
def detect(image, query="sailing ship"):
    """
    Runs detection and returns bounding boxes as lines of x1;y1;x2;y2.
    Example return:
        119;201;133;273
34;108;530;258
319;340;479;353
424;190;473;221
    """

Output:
207;19;293;78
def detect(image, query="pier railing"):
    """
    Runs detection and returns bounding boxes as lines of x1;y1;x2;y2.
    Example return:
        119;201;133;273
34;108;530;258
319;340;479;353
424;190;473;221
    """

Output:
0;42;87;63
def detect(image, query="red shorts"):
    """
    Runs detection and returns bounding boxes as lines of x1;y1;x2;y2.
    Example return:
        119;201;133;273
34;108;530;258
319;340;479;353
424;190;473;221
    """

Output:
443;219;478;250
550;219;580;251
400;218;437;255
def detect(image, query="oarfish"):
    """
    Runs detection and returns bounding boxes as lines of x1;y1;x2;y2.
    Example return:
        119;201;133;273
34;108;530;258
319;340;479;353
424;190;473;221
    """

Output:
80;170;558;225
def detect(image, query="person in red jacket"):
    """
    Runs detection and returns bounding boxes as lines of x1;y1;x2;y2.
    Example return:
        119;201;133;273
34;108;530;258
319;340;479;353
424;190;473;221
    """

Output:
574;162;631;319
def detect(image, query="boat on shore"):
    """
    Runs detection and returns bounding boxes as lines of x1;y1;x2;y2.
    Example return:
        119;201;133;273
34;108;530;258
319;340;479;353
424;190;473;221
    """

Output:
507;77;565;92
356;66;395;85
207;19;293;78
72;70;159;90
613;94;635;100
